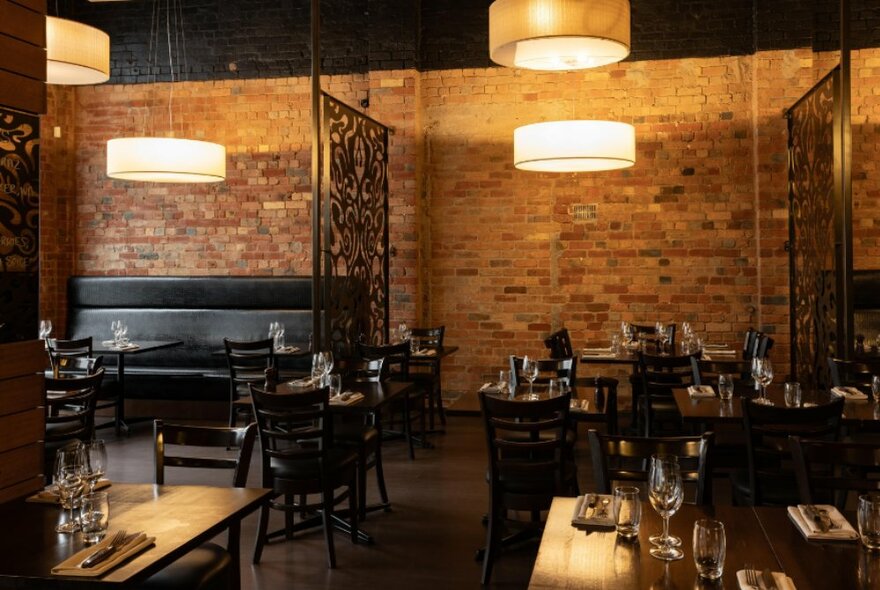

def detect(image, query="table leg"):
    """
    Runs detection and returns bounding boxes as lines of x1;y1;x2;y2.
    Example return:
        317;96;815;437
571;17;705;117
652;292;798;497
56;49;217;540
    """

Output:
115;354;129;436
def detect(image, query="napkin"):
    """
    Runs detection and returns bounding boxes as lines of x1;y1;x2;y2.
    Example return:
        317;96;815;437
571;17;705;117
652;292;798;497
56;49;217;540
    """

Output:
52;532;155;577
582;349;618;358
583;346;613;353
289;376;318;388
570;494;615;527
736;569;796;590
110;343;139;351
275;345;301;354
100;340;115;346
413;348;437;357
480;382;503;394
27;479;112;504
787;505;859;541
569;398;590;412
705;348;737;356
831;386;869;401
329;391;364;406
687;385;716;399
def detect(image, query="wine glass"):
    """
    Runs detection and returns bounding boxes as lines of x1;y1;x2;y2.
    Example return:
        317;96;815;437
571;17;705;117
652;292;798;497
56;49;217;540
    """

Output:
656;324;669;354
81;440;107;494
872;375;880;404
311;353;326;385
750;358;769;405
398;322;408;343
111;320;120;344
54;447;85;533
522;356;539;399
321;351;334;385
39;319;53;340
759;358;774;405
649;455;684;561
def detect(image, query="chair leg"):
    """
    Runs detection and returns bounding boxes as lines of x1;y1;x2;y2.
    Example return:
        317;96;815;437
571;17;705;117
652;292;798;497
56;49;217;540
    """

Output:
404;396;415;460
286;493;295;539
357;447;368;521
418;393;428;449
435;381;446;426
321;486;337;569
252;503;270;564
349;477;359;545
374;444;390;507
481;502;499;586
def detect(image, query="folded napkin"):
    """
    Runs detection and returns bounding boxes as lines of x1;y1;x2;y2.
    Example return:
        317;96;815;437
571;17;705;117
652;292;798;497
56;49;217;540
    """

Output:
413;348;437;357
582;351;618;359
52;532;155;577
583;346;613;353
570;398;590;412
831;386;869;401
289;377;318;388
736;569;796;590
703;343;731;350
480;382;503;394
787;504;859;541
687;385;716;399
705;348;737;356
110;343;139;351
100;340;115;346
27;479;111;504
571;494;614;527
329;391;364;406
275;345;301;354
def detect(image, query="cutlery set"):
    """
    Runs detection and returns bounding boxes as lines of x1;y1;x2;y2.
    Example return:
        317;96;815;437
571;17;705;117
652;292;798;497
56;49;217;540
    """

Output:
803;504;835;532
743;563;778;590
80;530;142;569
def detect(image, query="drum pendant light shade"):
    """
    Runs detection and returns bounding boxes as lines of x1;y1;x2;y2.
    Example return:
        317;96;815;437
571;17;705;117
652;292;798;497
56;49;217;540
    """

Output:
489;0;630;71
46;16;110;85
514;120;635;172
107;137;227;183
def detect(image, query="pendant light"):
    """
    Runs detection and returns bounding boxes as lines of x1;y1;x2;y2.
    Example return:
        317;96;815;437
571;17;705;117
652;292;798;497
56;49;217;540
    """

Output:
514;120;635;172
46;16;110;85
489;0;630;71
106;0;226;183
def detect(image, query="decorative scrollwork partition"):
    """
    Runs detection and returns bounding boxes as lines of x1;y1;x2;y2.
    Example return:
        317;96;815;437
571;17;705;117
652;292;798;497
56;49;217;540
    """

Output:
787;70;838;389
322;94;389;355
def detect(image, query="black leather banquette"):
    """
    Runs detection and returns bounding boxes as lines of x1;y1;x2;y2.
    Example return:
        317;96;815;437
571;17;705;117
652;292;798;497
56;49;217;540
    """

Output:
66;276;314;401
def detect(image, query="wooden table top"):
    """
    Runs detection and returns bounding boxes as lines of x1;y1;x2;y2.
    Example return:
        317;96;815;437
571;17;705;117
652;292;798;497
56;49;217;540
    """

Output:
91;340;183;356
0;483;270;588
529;497;781;589
409;345;459;362
271;378;415;414
482;385;608;420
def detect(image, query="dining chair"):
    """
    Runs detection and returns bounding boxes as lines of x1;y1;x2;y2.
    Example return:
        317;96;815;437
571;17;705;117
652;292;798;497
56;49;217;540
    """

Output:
827;357;880;392
637;351;698;437
358;341;424;459
576;376;619;435
742;328;758;360
249;384;359;568
631;323;677;352
691;357;753;386
732;397;844;506
44;369;105;480
478;389;574;586
543;327;575;359
753;333;774;360
332;357;389;519
508;356;575;388
409;325;447;429
141;420;257;590
790;436;880;510
224;337;275;427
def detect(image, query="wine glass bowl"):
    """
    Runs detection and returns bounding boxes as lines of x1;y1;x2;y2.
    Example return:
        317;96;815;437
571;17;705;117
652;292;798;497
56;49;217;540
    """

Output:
648;455;684;561
54;447;86;533
521;356;539;399
39;320;53;340
872;375;880;404
751;358;774;405
81;440;107;494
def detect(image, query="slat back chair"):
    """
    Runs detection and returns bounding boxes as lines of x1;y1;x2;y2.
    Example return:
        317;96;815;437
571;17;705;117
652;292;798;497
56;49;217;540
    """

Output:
509;356;575;389
249;384;358;568
478;390;573;585
359;341;411;381
691;357;753;386
631;323;677;352
577;376;619;435
753;334;774;360
224;337;275;427
410;325;445;348
828;357;880;393
790;436;880;509
44;369;105;478
738;397;844;506
47;337;93;368
742;328;758;360
588;429;714;505
638;352;698;436
335;357;384;383
409;325;447;429
544;328;575;359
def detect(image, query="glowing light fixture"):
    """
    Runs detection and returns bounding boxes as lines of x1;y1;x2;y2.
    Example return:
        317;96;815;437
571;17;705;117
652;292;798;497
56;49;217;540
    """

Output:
489;0;630;71
107;137;226;183
46;16;110;85
514;120;635;172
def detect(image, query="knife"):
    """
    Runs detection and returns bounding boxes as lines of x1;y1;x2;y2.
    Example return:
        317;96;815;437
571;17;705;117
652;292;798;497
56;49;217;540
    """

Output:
761;568;778;590
806;505;830;533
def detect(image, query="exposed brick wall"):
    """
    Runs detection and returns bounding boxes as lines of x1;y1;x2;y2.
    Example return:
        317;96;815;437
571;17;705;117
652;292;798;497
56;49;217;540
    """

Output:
852;48;880;271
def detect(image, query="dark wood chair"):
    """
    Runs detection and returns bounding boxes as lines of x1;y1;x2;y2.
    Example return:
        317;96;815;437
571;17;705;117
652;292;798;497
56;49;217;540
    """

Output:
587;429;714;505
828;357;880;393
478;389;574;586
410;325;446;429
637;351;697;436
631;323;676;352
224;338;275;427
576;376;619;435
753;333;774;360
691;356;753;386
790;436;880;509
47;337;92;368
732;397;844;506
141;420;257;590
44;369;104;480
543;328;577;382
249;384;359;569
508;356;575;388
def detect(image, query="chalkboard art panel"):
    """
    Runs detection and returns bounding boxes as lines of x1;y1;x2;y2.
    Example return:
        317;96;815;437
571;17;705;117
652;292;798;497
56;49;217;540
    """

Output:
0;108;39;273
0;272;37;343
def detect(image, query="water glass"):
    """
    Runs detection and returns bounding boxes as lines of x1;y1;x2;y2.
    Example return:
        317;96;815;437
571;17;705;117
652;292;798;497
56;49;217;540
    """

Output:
784;382;802;408
859;494;880;550
80;492;110;544
548;378;561;397
329;374;342;397
613;486;641;539
611;334;621;354
54;447;85;533
872;375;880;403
693;518;725;579
82;440;107;493
718;374;734;401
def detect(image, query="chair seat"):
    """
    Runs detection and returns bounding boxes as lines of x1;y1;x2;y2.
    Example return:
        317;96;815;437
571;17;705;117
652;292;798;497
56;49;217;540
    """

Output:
139;542;230;590
270;448;358;488
334;423;379;448
729;469;800;506
46;421;86;438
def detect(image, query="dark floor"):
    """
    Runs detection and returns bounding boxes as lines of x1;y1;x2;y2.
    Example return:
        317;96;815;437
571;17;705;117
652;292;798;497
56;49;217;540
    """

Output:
104;415;555;590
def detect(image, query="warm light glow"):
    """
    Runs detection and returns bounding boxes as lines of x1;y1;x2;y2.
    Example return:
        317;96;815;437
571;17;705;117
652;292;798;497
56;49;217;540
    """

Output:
514;120;635;172
106;137;227;183
46;16;110;85
489;0;630;70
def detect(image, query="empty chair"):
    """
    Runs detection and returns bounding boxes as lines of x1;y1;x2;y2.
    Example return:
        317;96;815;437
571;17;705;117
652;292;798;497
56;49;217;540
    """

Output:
478;389;574;586
691;356;753;386
409;325;446;429
141;420;257;590
224;338;275;427
44;369;104;479
250;384;359;568
742;328;758;360
732;397;844;506
588;429;714;505
638;351;697;437
631;323;677;353
47;337;92;370
828;357;880;393
753;333;774;360
508;356;575;389
576;376;619;435
790;436;880;509
543;328;575;375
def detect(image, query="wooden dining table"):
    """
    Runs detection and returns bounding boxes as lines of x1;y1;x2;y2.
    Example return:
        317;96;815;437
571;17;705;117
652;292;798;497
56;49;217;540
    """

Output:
529;496;875;589
0;483;270;589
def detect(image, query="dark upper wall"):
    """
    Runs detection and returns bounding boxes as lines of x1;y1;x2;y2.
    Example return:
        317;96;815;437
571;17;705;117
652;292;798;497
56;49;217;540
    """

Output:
59;0;876;84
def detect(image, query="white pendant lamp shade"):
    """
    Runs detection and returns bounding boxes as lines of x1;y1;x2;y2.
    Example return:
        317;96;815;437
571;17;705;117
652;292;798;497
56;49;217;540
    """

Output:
514;120;635;172
489;0;630;70
107;137;227;183
46;16;110;85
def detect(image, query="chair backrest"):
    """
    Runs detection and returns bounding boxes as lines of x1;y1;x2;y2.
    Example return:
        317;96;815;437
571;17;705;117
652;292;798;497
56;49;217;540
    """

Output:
154;419;257;487
543;328;574;359
410;326;445;348
224;337;275;389
358;341;410;381
742;328;758;360
741;397;844;505
631;323;677;349
48;337;94;376
691;357;753;386
827;357;880;391
479;390;572;511
638;352;697;436
44;369;105;445
753;334;774;360
335;357;384;383
509;356;575;388
790;436;880;509
578;376;619;435
587;429;714;505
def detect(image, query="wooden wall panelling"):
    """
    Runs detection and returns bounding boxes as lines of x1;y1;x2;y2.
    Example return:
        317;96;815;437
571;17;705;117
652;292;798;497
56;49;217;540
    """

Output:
0;0;45;114
0;1;45;46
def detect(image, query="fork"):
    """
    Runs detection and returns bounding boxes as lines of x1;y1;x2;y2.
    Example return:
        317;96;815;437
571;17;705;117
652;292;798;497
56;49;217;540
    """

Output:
744;562;759;588
81;529;127;568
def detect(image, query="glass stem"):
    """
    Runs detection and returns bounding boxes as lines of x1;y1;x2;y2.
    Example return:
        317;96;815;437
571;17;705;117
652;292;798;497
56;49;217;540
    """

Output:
662;514;670;546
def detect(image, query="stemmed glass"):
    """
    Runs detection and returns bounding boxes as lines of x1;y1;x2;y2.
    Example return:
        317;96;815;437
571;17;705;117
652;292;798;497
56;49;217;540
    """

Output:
622;322;634;344
321;351;334;386
311;353;326;385
649;455;684;561
54;447;86;533
39;319;53;341
872;375;880;404
751;358;774;405
81;440;107;494
657;324;670;354
522;356;539;400
397;322;408;343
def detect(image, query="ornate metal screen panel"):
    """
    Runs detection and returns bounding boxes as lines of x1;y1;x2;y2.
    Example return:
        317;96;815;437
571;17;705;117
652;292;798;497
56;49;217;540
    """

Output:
787;71;837;389
321;94;389;355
